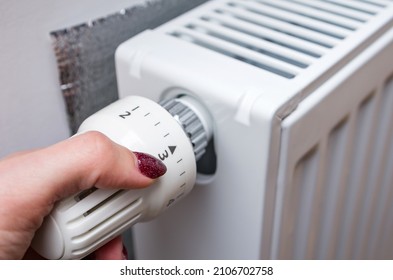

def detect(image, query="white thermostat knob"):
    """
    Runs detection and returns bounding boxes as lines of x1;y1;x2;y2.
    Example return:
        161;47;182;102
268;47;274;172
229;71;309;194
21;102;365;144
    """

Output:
32;95;213;259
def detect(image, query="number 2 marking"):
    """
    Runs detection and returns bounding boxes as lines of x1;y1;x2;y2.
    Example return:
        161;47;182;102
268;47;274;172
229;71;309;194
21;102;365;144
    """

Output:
119;111;131;119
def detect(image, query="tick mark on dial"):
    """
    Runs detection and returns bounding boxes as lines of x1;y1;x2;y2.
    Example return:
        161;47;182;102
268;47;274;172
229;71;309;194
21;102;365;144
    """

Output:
132;106;139;111
144;112;150;117
177;158;183;163
179;183;186;188
164;133;170;138
154;121;161;126
180;171;186;176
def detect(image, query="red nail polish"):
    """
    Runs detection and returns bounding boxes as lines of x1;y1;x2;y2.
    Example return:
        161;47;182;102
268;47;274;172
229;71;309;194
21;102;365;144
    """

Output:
134;152;167;179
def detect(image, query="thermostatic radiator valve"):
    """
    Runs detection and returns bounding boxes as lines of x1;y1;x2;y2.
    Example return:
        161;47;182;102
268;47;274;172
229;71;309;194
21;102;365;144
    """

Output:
32;95;213;259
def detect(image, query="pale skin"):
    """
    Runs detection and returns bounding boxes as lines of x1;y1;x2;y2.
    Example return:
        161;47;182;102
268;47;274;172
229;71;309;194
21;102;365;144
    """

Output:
0;131;155;260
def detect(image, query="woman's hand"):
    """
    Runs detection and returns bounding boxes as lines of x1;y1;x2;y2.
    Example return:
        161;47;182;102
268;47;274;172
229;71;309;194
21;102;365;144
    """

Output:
0;131;166;260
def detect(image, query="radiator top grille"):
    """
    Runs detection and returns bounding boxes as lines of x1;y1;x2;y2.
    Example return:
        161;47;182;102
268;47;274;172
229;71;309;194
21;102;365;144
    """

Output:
163;0;390;79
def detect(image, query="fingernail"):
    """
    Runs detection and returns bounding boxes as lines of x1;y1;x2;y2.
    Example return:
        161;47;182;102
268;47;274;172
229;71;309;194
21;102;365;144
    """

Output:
134;152;167;179
122;245;128;260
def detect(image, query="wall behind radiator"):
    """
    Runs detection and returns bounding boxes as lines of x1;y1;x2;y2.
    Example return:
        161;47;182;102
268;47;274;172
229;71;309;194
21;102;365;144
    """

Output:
0;0;207;157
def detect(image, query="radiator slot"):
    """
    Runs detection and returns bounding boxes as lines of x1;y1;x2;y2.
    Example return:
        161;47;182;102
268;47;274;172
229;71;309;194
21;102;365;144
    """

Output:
228;1;348;39
171;31;297;79
358;0;388;8
204;13;326;56
281;146;320;258
378;124;393;259
323;0;380;15
283;0;369;22
167;0;378;79
253;0;359;31
186;23;310;68
337;93;377;259
316;118;350;259
214;7;337;49
359;76;393;258
372;76;393;259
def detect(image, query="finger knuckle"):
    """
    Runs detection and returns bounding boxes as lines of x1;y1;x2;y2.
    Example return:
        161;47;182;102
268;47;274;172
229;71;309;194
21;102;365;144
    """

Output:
80;131;115;165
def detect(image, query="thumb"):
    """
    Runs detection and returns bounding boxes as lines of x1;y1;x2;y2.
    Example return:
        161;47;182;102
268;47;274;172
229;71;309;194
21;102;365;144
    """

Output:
41;131;167;200
0;131;166;231
0;131;166;259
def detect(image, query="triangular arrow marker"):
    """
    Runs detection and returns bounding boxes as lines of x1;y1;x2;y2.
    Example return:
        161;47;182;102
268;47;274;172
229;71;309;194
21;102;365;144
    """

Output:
168;146;176;155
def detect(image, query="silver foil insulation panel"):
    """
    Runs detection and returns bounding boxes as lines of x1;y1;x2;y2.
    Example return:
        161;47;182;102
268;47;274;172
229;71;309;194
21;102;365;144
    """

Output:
51;0;207;133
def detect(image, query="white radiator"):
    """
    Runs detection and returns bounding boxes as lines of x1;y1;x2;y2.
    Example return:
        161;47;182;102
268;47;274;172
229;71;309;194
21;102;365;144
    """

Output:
115;0;393;259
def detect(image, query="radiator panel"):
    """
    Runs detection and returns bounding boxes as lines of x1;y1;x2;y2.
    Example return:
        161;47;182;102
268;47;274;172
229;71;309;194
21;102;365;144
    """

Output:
274;28;393;259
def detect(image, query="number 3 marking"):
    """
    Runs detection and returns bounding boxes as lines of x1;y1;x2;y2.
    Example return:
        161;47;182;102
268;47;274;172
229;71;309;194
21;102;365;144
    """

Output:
158;150;169;161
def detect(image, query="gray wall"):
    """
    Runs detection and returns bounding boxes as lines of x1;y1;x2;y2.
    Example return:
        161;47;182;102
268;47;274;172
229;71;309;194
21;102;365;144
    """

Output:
0;0;207;157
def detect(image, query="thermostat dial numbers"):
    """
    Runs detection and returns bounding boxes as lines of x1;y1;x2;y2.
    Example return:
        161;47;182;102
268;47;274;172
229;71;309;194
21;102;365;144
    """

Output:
116;102;189;209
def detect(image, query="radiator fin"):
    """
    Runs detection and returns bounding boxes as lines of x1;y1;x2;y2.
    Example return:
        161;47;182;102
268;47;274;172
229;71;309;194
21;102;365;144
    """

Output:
281;0;372;22
378;125;393;259
252;0;362;31
337;93;377;259
323;0;382;15
171;29;299;79
200;11;329;57
278;147;320;258
229;1;351;39
315;118;350;259
359;76;393;259
276;67;393;259
166;0;384;79
213;5;339;50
